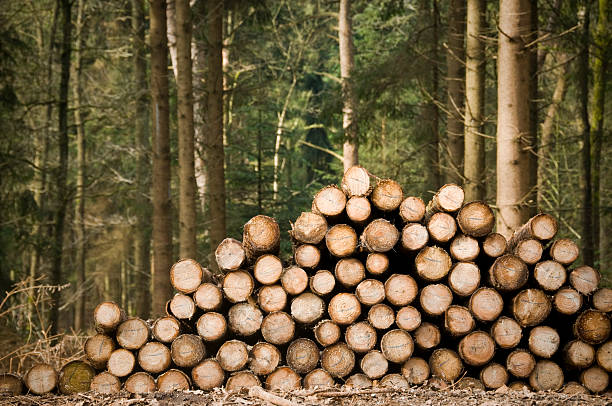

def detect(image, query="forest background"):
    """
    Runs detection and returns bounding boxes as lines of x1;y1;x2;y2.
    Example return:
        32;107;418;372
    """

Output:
0;0;609;344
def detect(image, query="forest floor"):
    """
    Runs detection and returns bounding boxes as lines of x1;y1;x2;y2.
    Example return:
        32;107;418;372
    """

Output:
1;387;610;406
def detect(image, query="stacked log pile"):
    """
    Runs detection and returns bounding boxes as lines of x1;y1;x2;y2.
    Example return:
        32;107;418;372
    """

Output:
4;165;612;396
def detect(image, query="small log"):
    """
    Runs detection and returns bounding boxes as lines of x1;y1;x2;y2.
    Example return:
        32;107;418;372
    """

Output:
281;266;309;295
258;284;288;313
24;363;57;395
549;238;580;265
325;224;358;258
395;305;422;332
529;360;564;391
310;270;336;296
469;287;504;322
456;201;495;237
291;292;325;325
169;293;197;320
427;212;457;243
528;326;560;358
458;331;495;366
450;234;480;262
367;303;395;330
448;262;480;297
58;360;95;395
580;366;609;393
215;237;246;272
286;338;320;374
216;340;249;372
371;178;403;211
291;212;328;245
491;316;522;349
564;340;595;369
401;357;429;385
384;273;418;306
265;367;302;391
593;288;612;312
506;349;536;378
429;348;463;382
419;283;453;316
365;253;389;275
345;321;377;353
482;233;507;258
414;322;441;350
328;293;361;325
334;258;366;288
303;369;335;389
170;258;203;294
194;282;223;311
152;316;181;343
294;244;321;269
444;305;475;337
596;341;612;372
138;341;171;373
107;348;135;378
533;260;567;291
399;196;426;223
116;318;149;350
90;372;120;394
356;279;385;306
249;342;281;376
400;223;429;252
226;371;261;391
243;215;281;260
93;301;124;334
321;342;355;378
511;289;551;327
381;329;414;363
508;213;558;250
427;377;450;390
488;254;528;292
345;196;371;225
360;350;388;379
512;239;543;265
171;334;206;368
254;254;283;285
574;310;611;345
261;311;295;345
455;377;485;391
553;287;583;315
415;246;452;282
0;373;23;395
228;302;263;336
380;374;408;389
570;266;601;295
480;363;508;389
508;381;530;391
191;358;225;389
361;219;400;253
425;184;464;219
124;372;156;394
562;381;589;394
196;312;227;342
157;369;191;392
84;333;115;370
344;374;372;388
312;185;347;218
223;270;254;303
314;319;341;347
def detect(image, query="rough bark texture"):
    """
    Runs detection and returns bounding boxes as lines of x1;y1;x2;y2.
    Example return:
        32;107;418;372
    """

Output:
339;0;358;171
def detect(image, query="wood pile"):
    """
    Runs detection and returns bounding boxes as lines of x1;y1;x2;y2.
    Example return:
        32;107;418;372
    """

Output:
5;165;611;396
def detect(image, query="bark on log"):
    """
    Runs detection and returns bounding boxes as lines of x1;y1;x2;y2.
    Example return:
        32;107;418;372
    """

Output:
312;185;347;218
371;179;403;211
420;284;453;316
360;350;388;379
334;258;366;288
458;331;495;366
58;360;95;395
157;369;191;392
344;374;372;388
216;340;249;372
226;371;261;391
365;253;389;275
249;342;281;376
345;321;377;353
153;316;181;343
361;219;399;253
321;342;355;378
529;360;564;391
482;233;507;258
258;284;287;313
385;273;418;306
425;184;465;219
261;311;295;345
138;341;171;373
396;305;422;332
243;215;281;260
291;292;325;325
528;326;560;358
191;358;225;389
415;246;452;282
414;322;441;350
480;363;508;389
368;303;395;330
533;260;566;291
194;283;223;311
89;372;120;394
281;266;309;295
553;287;583;315
84;333;115;369
124;372;156;393
491;316;522;349
508;213;558;249
356;279;385;306
215;238;246;272
291;212;328;245
314;320;341;347
0;373;23;396
400;223;429;252
170;258;203;294
381;329;414;363
310;270;336;296
444;305;475;337
325;224;358;258
512;239;543;265
512;289;551;327
107;348;135;377
93;301;124;334
570;266;601;295
294;244;321;269
265;366;302;391
401;357;429;385
427;212;457;243
488;254;528;292
450;234;480;262
116;318;149;350
254;254;283;285
171;334;206;368
580;366;609;393
286;338;320;374
346;196;371;225
574;310;611;345
223;270;254;303
169;293;197;320
456;201;495;237
549;238;580;265
228;302;263;337
564;340;595;369
196;312;227;341
380;374;409;388
506;349;536;378
593;288;612;312
429;348;463;382
448;262;480;297
596;341;612;372
328;293;361;325
399;196;426;223
303;369;335;389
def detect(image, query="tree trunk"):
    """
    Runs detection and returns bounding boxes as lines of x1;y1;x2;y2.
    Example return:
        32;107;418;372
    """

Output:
527;0;538;218
339;0;358;171
166;0;178;78
192;0;207;214
424;0;441;194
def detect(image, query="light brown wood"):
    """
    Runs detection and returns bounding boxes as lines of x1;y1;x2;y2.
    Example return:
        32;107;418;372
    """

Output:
458;331;495;366
456;201;495;237
249;342;281;376
371;178;403;211
380;373;409;388
261;311;295;345
480;363;508;389
365;253;389;275
528;326;560;358
344;374;372;388
529;360;564;391
360;350;388;379
84;333;115;369
596;341;612;372
334;258;366;288
400;223;429;252
444;305;475;337
368;303;395;330
321;342;355;378
249;386;300;406
427;377;450;390
138;341;171;373
488;254;528;292
124;372;156;393
580;366;609;393
491;316;522;349
325;224;358;258
355;279;385;306
216;340;249;372
196;312;227;341
291;292;325;325
116;318;149;350
254;254;283;285
303;369;335;389
291;212;328;245
0;373;23;396
314;320;341;347
215;237;246;272
361;219;400;253
226;371;261;391
157;369;191;392
345;321;377;353
414;322;441;350
469;287;504;323
345;196;371;225
574;310;611;345
228;302;263;337
258;284;288;313
399;196;426;223
243;215;281;260
401;357;429;385
420;283;453;316
107;348;135;378
265;366;302;391
508;381;530;391
482;233;507;258
192;358;225;389
454;377;485;391
286;338;320;374
533;260;566;291
450;234;480;262
415;246;452;282
570;266;601;295
427;212;457;243
429;348;463;382
506;349;536;378
549;238;580;265
57;360;95;395
90;372;120;394
153;316;181;343
312;185;347;218
169;293;197;320
171;334;206;368
553;287;583;315
511;289;551;327
223;270;254;303
294;244;321;269
384;274;418;307
513;239;543;265
93;301;124;334
310;270;336;296
594;288;612;312
193;282;223;311
564;340;595;369
425;184;464;219
328;293;361;325
381;329;414;363
170;258;203;293
448;262;480;297
562;381;589;394
395;306;422;332
508;213;558;249
281;266;309;295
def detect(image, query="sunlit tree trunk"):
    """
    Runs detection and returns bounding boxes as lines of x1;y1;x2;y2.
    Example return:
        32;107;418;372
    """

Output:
527;0;538;217
339;0;358;172
166;0;178;79
424;0;441;196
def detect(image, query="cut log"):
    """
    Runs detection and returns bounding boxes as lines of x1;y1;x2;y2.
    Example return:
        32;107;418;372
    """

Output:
215;237;246;272
169;293;197;320
57;360;95;395
399;196;426;223
415;246;452;282
419;284;453;316
265;366;302;391
291;212;328;245
506;349;536;378
564;340;595;369
24;363;57;395
281;266;308;295
491;317;522;349
107;348;135;378
261;311;295;345
458;331;495;366
303;369;335;389
191;358;225;389
444;305;475;337
574;310;611;345
291;292;325;325
414;322;441;350
365;253;389;275
469;288;504;322
401;357;429;385
360;350;388;379
223;270;254;303
243;215;281;260
170;258;203;294
427;377;450;390
116;318;149;350
228;302;263;337
0;374;23;396
226;371;261;391
549;238;580;265
286;338;320;374
344;374;372;388
361;219;400;253
171;334;206;368
456;201;495;237
395;305;422;332
528;326;560;358
429;348;463;382
153;316;181;343
138;341;171;373
488;254;528;292
553;287;583;315
321;342;355;378
425;184;464;219
93;301;124;334
196;312;227;342
427;212;457;243
562;381;589;394
355;279;385;306
570;266;601;295
258;284;288;313
157;369;191;392
580;366;609;393
593;288;612;313
216;340;249;372
294;244;321;269
380;374;409;388
400;223;429;252
480;363;508;389
512;239;543;265
384;273;418;306
325;224;358;258
533;260;566;291
345;196;371;225
482;233;507;258
312;185;347;218
368;303;395;330
529;360;564;391
508;381;530;391
253;254;283;285
194;282;223;311
371;178;403;211
455;377;485;391
508;213;558;249
511;289;551;327
328;293;361;325
90;372;120;394
448;262;480;297
309;270;336;297
314;320;341;347
596;341;612;372
84;333;115;370
450;234;480;262
345;321;377;353
124;372;156;393
381;329;414;363
249;342;281;376
334;258;366;288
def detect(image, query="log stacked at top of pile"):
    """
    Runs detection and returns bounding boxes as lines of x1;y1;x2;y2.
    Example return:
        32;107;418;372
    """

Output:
7;165;611;396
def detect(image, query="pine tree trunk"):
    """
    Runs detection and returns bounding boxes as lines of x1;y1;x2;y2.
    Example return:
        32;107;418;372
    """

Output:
527;0;538;217
424;0;441;195
339;0;358;171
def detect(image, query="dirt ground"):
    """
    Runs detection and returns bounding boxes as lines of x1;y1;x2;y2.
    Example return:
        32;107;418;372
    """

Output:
1;387;610;406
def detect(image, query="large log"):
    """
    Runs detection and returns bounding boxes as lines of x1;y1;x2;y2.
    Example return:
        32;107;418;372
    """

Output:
528;326;560;358
384;273;418;306
368;303;395;330
450;234;480;262
580;366;609;393
427;212;457;243
593;288;612;312
570;266;601;295
480;363;508;389
249;342;281;376
415;246;452;282
325;224;358;258
420;284;453;316
93;301;124;334
303;369;335;389
243;215;280;260
286;338;319;374
194;283;223;311
228;302;263;336
191;358;225;389
574;310;611;345
365;253;389;275
309;270;336;297
321;342;355;378
553;287;583;315
157;369;191;392
24;363;57;395
170;258;203;294
314;320;341;347
444;305;475;337
0;373;23;396
488;254;528;292
458;331;495;366
90;372;120;394
529;360;564;391
124;372;156;394
360;350;388;379
346;196;372;225
401;357;429;385
456;201;495;237
253;254;283;285
261;311;295;345
345;321;377;353
291;212;328;245
196;312;227;342
216;340;249;372
360;219;400;253
215;237;246;272
400;223;429;252
294;245;321;269
328;293;361;325
512;289;551;327
138;341;172;373
153;316;181;343
425;184;464;220
222;270;254;303
564;340;595;369
533;260;567;291
549;238;580;265
508;213;558;249
491;316;522;349
399;196;426;223
312;185;346;219
169;293;197;320
381;329;414;363
482;233;507;258
596;341;612;372
107;348;135;377
258;284;288;313
414;322;441;350
371;179;403;211
226;371;261;391
341;166;371;196
356;279;386;306
281;266;309;295
429;348;463;382
448;262;480;297
291;292;325;325
171;334;206;368
396;305;422;332
334;258;365;288
506;349;536;378
265;366;302;391
58;361;95;395
84;333;115;369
